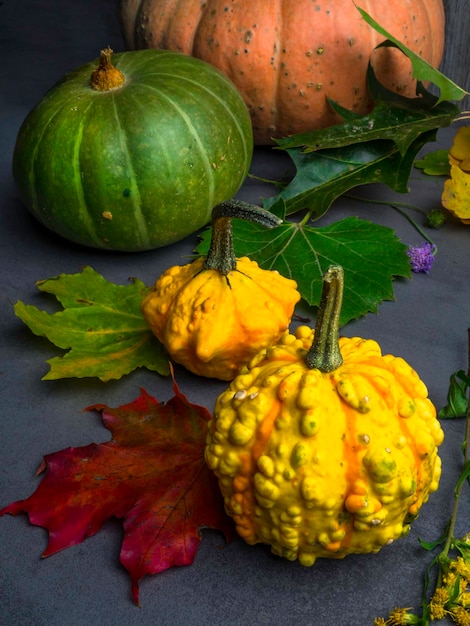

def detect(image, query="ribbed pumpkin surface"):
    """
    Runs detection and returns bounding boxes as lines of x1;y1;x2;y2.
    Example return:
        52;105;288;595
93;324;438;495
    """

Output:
12;49;253;251
119;0;445;144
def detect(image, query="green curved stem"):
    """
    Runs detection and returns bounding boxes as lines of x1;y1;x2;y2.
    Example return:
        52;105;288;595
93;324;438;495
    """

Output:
305;265;344;372
203;200;282;275
389;204;437;253
437;328;470;584
346;194;437;252
456;111;470;122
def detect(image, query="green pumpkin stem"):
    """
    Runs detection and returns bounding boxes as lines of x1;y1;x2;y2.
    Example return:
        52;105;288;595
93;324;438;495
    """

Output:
306;265;344;372
203;200;282;275
90;47;125;92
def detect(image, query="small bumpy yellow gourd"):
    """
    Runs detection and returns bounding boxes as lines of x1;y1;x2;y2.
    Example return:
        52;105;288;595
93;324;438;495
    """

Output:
205;266;444;565
141;201;300;380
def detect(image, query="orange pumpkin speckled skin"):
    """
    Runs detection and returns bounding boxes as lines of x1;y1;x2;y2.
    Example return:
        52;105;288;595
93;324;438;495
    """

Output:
205;268;443;565
119;0;445;144
141;256;300;380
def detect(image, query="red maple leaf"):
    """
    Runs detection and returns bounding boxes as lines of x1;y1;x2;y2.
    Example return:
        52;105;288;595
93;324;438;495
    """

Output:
0;379;233;605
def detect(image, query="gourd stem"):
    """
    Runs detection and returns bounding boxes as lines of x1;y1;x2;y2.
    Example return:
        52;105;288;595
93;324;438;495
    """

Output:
305;265;344;372
90;47;125;92
203;200;282;275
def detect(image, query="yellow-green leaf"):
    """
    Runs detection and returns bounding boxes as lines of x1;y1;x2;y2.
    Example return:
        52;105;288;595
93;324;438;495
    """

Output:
414;150;450;176
14;266;169;381
357;6;468;103
442;164;470;224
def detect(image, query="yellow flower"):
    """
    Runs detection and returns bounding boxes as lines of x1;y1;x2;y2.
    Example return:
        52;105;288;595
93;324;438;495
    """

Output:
429;601;447;620
443;571;459;587
460;593;470;608
374;608;420;625
389;607;420;624
451;557;470;581
429;587;450;620
432;587;451;604
442;126;470;224
450;605;470;626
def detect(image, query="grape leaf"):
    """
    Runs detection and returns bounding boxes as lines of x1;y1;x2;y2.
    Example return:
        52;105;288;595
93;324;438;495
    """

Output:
0;381;232;606
197;214;411;325
14;266;169;381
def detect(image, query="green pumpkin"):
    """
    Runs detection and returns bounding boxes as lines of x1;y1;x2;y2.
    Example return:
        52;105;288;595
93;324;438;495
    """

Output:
12;48;253;251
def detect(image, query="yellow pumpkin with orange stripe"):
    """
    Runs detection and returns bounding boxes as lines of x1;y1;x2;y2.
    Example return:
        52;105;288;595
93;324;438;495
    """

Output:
205;266;443;565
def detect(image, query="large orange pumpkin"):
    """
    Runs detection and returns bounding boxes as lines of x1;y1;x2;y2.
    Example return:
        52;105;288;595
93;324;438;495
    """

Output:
118;0;445;144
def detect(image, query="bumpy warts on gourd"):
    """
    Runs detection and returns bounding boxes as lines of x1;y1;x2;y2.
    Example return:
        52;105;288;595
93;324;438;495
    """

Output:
205;266;444;565
141;200;300;380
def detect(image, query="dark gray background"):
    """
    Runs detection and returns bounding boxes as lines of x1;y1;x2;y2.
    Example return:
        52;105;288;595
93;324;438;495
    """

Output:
1;2;469;625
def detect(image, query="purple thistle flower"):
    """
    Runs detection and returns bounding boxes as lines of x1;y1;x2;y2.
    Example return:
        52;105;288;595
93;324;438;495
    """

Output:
406;242;436;274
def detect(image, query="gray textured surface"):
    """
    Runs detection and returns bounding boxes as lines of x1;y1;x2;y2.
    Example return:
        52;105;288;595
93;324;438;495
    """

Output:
1;2;469;625
442;0;470;109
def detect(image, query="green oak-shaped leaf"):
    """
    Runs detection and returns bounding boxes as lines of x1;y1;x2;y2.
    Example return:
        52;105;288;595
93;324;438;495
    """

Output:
276;76;459;155
265;131;435;220
197;215;411;325
14;266;169;381
275;6;465;157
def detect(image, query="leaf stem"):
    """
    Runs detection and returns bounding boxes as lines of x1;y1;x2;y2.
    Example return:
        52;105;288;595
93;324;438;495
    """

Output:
389;204;437;253
345;194;437;252
436;328;470;584
299;210;314;228
248;173;289;189
346;193;428;216
456;111;470;122
462;328;470;465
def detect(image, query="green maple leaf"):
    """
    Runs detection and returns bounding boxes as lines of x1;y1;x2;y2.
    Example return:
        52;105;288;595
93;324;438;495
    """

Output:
14;266;169;381
197;213;410;325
